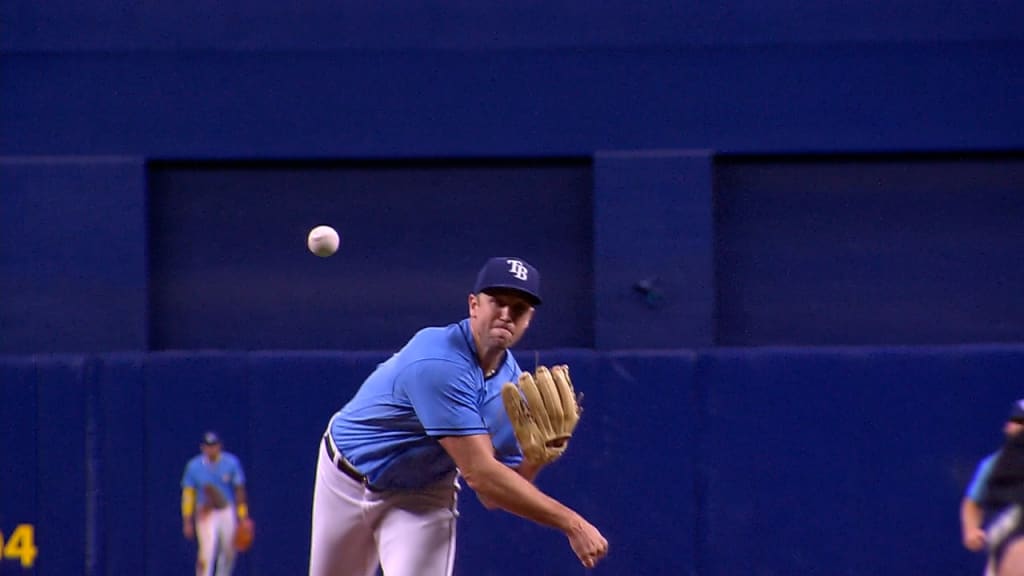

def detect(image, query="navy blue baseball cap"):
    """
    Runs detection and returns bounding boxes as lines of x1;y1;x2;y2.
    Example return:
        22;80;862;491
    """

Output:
1010;400;1024;422
473;257;542;306
202;431;222;445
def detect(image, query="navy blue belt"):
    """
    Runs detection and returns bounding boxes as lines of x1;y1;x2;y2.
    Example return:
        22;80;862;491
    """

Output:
322;435;383;492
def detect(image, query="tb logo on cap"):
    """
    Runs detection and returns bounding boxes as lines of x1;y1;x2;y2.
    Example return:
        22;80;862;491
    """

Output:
507;259;529;280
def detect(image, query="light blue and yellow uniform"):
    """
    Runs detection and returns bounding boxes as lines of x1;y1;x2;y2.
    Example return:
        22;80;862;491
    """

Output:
182;440;247;576
182;452;246;508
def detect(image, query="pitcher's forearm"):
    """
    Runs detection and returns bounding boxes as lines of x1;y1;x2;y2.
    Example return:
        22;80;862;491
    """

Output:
463;458;578;531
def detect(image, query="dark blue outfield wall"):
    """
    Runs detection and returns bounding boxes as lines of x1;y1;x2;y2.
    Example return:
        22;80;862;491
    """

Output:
2;346;1019;575
3;3;1024;157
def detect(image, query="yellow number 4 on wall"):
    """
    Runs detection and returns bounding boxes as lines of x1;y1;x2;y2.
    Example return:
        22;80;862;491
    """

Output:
1;524;38;568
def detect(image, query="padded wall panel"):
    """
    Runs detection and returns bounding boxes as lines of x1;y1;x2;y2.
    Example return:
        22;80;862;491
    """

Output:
34;357;89;576
696;345;1024;575
0;158;147;354
0;357;89;575
95;355;146;576
593;351;697;575
0;358;39;574
8;1;1023;52
3;43;1022;158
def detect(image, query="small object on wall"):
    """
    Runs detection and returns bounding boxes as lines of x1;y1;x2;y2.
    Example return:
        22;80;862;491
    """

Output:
633;276;666;308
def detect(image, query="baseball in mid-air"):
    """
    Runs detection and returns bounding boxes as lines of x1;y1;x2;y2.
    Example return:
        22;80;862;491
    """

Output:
307;225;340;257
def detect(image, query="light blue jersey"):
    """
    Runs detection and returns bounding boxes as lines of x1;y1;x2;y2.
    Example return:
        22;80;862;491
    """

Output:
331;318;524;490
967;452;999;502
181;452;246;508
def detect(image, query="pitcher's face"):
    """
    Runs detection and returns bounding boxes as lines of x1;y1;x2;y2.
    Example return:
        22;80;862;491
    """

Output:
469;289;535;349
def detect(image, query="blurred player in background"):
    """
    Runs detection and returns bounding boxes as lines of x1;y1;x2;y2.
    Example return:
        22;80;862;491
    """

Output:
308;256;608;576
962;400;1024;576
182;431;250;576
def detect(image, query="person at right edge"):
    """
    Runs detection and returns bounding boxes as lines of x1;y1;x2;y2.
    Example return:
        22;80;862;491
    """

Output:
308;256;608;576
963;399;1024;576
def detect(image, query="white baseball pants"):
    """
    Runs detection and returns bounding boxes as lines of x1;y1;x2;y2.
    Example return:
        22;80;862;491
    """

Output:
195;506;237;576
308;439;459;576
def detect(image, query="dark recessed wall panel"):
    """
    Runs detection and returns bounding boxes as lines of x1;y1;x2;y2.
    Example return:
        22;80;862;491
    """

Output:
715;154;1024;346
147;159;593;351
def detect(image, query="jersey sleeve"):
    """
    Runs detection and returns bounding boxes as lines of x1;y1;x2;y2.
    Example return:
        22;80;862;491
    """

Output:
400;359;488;437
225;454;246;486
181;460;197;489
966;452;998;501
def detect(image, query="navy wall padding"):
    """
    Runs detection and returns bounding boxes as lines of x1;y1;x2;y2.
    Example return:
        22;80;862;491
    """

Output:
94;355;146;576
594;151;714;349
4;3;1024;157
146;161;594;351
0;358;39;573
0;357;89;576
34;358;89;576
695;345;1024;575
7;1;1022;52
714;156;1024;345
6;346;1019;574
3;44;1021;158
0;158;148;354
590;351;698;575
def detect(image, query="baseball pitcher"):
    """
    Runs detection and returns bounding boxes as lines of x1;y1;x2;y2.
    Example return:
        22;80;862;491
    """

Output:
308;257;608;576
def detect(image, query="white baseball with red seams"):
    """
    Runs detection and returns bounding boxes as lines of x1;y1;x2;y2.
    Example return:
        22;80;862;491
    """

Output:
307;225;339;257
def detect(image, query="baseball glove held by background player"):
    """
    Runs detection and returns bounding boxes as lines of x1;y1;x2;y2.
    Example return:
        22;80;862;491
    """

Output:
501;365;582;465
233;518;255;552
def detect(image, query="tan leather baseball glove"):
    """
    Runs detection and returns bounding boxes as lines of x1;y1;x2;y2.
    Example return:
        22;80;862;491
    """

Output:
501;365;582;466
